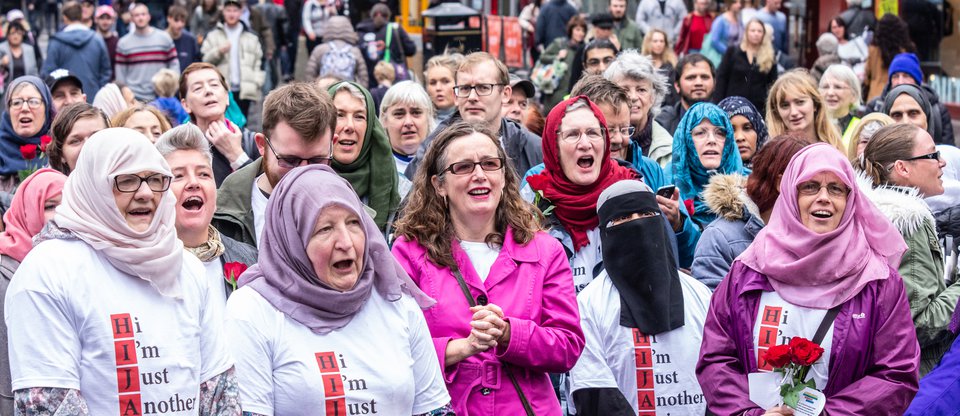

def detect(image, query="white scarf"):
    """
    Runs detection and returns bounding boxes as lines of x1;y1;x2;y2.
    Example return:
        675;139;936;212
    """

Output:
54;128;184;298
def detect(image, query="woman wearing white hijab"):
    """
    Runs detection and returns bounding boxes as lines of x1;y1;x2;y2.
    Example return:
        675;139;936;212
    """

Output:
5;128;239;415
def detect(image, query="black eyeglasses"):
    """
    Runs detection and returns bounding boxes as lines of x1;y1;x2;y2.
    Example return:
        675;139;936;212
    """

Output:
453;83;505;98
264;136;333;169
114;173;171;193
901;150;941;162
442;157;505;175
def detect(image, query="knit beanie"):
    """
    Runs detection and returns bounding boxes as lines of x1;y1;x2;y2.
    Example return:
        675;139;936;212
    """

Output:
889;52;923;85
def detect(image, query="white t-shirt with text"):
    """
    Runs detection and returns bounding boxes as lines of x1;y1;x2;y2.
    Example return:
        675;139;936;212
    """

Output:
753;291;834;390
6;238;232;415
225;286;450;416
569;270;712;415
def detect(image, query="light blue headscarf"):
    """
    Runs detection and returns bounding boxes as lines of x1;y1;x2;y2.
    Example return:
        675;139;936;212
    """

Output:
672;102;745;202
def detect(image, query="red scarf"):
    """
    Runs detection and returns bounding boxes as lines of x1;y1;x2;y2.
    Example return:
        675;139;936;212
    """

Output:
527;96;639;252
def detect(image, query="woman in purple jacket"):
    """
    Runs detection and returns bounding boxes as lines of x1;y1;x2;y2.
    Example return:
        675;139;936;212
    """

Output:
696;142;920;415
392;120;585;415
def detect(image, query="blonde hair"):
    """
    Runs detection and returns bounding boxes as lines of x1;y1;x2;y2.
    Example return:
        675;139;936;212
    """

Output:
111;103;173;133
766;69;843;151
373;61;396;84
151;69;179;98
741;19;775;73
846;112;895;162
641;29;677;66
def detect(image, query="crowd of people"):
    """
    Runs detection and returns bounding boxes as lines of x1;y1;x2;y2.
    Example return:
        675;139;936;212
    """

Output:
0;0;958;415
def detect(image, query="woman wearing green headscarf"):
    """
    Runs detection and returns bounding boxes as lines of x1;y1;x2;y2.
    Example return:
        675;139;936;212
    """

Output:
328;81;401;232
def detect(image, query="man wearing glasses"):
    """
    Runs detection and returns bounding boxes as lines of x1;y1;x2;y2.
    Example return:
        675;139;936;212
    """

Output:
213;82;336;247
404;52;542;180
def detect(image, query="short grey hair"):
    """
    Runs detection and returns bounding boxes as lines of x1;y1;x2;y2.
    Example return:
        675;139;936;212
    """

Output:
155;123;212;163
378;81;437;133
820;64;863;107
602;50;669;116
564;97;592;115
332;82;367;104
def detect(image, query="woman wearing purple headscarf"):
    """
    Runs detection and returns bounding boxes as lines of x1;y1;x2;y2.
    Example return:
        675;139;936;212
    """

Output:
225;164;453;416
696;143;920;415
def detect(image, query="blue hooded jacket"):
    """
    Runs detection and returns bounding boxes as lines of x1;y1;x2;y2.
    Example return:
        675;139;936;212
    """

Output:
41;27;111;102
0;76;52;176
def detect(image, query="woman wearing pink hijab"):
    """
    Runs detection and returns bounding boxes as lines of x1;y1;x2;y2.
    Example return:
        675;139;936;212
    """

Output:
696;143;920;415
0;167;66;415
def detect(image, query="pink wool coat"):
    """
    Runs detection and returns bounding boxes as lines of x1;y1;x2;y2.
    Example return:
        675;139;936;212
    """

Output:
392;228;584;416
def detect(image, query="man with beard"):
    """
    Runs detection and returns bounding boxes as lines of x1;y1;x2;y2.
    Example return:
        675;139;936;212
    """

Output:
568;180;711;415
213;82;336;247
656;53;714;135
356;3;416;89
610;0;642;51
179;63;261;187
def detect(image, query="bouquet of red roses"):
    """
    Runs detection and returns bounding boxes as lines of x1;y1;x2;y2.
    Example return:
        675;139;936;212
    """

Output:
18;135;52;181
762;336;825;409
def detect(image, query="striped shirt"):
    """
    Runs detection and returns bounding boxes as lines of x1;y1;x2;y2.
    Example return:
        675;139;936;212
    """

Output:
115;28;180;101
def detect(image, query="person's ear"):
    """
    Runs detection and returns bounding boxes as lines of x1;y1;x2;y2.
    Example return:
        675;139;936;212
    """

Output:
254;132;267;156
501;85;512;107
431;174;446;198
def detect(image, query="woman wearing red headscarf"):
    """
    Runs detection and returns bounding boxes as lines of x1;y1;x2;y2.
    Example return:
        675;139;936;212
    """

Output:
525;95;641;295
0;167;67;415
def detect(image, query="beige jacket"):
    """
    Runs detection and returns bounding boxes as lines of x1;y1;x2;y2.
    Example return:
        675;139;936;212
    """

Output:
201;22;265;101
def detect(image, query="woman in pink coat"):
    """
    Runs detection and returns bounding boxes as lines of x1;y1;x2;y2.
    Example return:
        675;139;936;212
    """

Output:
392;120;585;415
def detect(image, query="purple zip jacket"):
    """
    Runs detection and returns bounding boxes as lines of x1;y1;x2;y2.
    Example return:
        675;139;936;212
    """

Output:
696;261;919;415
392;228;584;416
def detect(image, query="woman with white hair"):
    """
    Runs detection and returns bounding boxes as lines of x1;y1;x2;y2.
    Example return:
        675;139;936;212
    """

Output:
819;64;863;148
602;50;673;167
378;81;435;198
156;124;257;304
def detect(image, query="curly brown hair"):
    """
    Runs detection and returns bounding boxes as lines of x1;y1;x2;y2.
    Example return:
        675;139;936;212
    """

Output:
393;121;543;268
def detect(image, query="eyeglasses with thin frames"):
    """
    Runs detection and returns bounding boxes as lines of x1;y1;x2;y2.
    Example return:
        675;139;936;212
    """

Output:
796;181;850;197
557;128;606;144
264;136;334;169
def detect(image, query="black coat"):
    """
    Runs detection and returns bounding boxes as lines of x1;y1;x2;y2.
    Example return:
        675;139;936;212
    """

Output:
714;46;777;115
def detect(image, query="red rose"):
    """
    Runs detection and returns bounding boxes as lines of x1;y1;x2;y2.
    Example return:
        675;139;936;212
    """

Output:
19;144;37;160
763;344;793;368
39;135;52;153
223;262;248;289
789;337;824;366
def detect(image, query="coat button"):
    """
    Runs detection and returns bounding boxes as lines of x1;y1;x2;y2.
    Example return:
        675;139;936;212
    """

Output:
476;294;488;305
480;387;491;395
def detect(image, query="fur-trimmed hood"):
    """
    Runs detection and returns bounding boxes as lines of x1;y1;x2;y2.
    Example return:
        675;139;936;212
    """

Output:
856;172;935;237
703;174;762;222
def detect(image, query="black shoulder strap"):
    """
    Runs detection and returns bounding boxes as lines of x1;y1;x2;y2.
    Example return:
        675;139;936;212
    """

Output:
451;267;476;308
812;305;842;346
449;267;535;416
